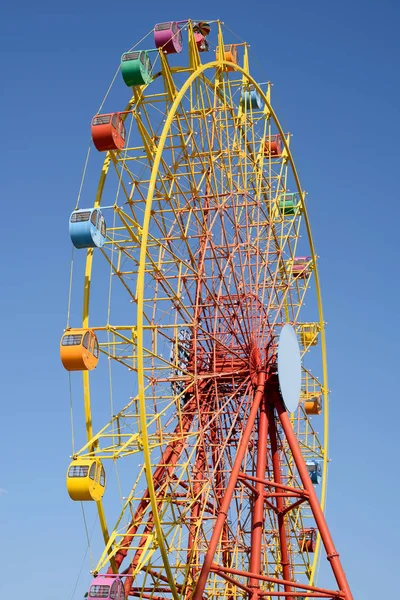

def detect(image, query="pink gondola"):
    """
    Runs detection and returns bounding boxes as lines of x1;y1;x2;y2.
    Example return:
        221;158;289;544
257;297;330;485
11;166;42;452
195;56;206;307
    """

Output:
154;21;183;54
292;256;312;280
87;575;125;600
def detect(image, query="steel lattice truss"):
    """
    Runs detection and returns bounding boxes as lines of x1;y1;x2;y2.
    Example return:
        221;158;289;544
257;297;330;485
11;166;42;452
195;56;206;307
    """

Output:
67;20;353;600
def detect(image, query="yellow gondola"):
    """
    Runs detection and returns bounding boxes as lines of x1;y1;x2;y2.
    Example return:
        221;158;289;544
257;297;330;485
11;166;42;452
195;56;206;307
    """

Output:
66;458;106;501
300;323;319;347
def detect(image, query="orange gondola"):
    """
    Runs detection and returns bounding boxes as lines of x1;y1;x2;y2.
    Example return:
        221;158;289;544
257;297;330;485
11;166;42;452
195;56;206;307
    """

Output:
216;44;238;71
60;329;99;371
304;396;322;415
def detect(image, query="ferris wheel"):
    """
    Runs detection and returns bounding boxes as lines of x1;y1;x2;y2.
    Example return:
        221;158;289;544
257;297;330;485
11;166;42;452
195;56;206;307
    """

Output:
61;19;354;600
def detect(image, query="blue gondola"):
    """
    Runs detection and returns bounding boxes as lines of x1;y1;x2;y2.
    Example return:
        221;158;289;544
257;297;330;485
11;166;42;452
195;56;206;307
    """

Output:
306;460;322;485
240;88;262;110
69;208;107;249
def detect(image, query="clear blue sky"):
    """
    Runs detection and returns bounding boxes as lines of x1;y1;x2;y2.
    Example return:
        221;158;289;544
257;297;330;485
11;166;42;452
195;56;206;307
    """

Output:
1;1;399;598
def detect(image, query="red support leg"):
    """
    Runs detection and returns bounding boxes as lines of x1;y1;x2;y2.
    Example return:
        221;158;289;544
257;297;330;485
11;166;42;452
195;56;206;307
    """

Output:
275;397;353;600
249;394;269;589
210;420;231;571
268;403;293;600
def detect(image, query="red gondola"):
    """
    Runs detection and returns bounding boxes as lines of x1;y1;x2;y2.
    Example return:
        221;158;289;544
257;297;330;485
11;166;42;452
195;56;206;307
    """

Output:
264;134;282;157
299;528;317;553
91;113;126;152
